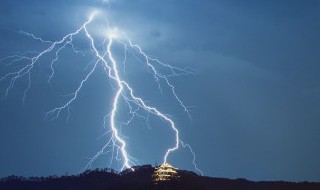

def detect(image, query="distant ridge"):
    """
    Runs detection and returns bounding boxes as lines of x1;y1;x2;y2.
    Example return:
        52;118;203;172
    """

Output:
1;165;319;190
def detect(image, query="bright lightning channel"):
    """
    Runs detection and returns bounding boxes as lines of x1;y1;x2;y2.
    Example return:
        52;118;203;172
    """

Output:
0;11;203;175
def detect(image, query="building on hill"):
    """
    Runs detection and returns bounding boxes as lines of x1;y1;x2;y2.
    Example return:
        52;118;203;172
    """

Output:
152;163;179;183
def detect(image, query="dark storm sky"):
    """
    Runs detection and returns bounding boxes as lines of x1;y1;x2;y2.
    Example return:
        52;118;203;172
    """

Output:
1;0;320;182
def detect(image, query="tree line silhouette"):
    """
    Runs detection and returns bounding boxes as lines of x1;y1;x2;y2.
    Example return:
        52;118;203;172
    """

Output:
1;165;319;190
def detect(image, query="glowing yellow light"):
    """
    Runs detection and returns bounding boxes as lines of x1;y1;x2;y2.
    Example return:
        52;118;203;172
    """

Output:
152;163;179;183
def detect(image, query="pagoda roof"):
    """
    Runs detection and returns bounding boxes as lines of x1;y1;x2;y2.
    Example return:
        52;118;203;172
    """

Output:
157;163;177;169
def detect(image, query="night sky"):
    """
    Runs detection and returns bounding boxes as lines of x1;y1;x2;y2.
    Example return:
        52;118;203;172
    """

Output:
1;0;320;182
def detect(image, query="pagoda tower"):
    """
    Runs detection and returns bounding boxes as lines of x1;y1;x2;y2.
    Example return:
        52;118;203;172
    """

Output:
152;163;179;183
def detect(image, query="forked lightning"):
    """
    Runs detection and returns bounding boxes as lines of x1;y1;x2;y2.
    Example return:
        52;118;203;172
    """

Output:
0;11;202;175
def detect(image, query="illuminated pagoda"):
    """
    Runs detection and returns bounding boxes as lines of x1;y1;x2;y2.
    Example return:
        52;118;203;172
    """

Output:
152;163;179;183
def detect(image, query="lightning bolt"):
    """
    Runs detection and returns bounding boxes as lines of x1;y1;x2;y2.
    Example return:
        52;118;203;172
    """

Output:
0;10;203;175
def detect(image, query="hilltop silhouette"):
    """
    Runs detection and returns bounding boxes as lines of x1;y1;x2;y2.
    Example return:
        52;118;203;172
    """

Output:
1;165;319;190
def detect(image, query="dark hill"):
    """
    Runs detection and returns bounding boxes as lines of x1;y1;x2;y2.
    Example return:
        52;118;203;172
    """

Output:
1;165;319;190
